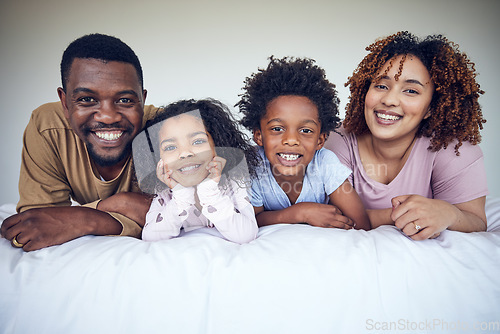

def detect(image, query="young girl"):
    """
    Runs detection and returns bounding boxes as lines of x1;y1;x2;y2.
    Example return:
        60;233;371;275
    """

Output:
236;56;370;230
133;99;259;244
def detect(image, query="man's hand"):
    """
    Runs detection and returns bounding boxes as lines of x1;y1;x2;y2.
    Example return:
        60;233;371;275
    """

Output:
1;206;122;251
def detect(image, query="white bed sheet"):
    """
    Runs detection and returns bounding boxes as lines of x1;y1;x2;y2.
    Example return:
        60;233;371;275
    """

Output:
1;197;499;334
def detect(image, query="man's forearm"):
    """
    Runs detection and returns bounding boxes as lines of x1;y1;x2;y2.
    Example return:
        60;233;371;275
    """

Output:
97;192;153;228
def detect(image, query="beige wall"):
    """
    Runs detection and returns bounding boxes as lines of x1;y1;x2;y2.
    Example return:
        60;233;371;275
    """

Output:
1;0;499;204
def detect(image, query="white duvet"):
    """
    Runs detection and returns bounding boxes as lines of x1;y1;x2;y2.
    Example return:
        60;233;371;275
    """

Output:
1;197;499;334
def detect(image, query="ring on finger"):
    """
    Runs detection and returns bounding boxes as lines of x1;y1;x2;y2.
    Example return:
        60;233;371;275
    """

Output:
412;222;421;231
12;236;24;248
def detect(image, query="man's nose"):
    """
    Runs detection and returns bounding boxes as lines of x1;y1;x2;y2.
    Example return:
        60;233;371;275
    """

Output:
93;101;122;124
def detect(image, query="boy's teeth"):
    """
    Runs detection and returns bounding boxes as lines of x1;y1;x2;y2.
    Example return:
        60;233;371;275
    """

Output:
376;112;401;121
95;131;123;141
279;153;300;161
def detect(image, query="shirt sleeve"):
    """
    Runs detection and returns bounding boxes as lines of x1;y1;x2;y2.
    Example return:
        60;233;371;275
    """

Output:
324;129;355;185
17;114;73;213
142;186;196;241
197;179;258;244
319;148;352;196
431;142;489;204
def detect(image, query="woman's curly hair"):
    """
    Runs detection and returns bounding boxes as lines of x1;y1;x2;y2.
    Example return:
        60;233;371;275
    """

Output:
343;31;486;155
236;56;340;135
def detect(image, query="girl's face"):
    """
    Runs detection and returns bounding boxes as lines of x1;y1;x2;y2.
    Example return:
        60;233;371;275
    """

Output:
253;95;326;182
364;54;434;144
158;113;216;187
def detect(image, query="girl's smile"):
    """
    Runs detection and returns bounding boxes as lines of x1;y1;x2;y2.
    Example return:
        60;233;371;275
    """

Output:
158;112;216;187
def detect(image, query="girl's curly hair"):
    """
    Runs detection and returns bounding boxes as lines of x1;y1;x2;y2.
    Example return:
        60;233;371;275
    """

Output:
343;31;486;155
236;56;340;135
139;99;259;193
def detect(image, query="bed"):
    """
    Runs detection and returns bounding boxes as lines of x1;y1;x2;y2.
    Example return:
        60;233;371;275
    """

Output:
1;197;499;334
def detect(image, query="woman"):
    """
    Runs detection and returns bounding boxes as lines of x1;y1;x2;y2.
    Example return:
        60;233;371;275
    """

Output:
324;31;488;240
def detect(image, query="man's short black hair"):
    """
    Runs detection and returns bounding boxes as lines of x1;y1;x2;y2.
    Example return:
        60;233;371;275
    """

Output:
60;33;143;91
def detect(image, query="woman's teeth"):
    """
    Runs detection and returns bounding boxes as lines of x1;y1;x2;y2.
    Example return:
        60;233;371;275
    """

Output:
279;153;300;161
376;112;401;121
95;131;123;141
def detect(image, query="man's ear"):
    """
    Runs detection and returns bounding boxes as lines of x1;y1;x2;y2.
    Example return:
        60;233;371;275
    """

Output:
253;128;263;146
316;132;327;150
57;87;70;119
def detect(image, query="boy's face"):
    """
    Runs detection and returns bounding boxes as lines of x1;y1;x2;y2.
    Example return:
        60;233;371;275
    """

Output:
253;95;326;181
158;113;216;187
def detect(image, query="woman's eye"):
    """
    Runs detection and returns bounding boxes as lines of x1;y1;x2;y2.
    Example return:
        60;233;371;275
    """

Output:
374;84;387;90
270;127;283;132
405;89;419;94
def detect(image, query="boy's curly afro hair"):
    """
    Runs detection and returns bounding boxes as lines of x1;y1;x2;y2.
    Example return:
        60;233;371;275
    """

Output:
236;56;340;135
343;31;486;155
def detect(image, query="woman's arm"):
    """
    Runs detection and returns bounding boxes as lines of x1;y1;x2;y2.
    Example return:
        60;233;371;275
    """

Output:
390;195;487;240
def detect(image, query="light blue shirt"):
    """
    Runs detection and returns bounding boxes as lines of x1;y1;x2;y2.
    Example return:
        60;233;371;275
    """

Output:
251;147;352;210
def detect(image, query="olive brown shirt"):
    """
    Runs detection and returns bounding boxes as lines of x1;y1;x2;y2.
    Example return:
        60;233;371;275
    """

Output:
17;102;158;238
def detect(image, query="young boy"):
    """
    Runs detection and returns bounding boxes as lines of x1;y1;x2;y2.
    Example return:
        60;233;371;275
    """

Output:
236;56;370;230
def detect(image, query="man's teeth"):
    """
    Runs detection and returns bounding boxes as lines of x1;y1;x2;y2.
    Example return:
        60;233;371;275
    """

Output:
180;164;200;172
376;112;401;121
95;132;123;141
279;153;300;161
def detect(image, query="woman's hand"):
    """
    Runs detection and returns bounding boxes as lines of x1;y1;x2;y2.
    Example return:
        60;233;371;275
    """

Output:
390;195;487;240
156;159;178;189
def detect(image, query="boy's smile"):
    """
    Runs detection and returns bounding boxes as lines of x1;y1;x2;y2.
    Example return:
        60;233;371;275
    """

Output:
253;95;326;183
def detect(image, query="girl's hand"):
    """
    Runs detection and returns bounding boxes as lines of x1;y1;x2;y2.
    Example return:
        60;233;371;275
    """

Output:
390;195;458;240
156;159;178;189
205;156;226;184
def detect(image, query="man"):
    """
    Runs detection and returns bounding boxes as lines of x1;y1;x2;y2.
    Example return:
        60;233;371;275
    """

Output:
1;33;157;251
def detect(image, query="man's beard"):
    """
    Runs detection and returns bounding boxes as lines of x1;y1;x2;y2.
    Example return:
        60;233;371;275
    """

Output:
87;142;132;167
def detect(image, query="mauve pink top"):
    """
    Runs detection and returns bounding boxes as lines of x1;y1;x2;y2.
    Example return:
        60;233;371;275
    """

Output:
324;128;489;210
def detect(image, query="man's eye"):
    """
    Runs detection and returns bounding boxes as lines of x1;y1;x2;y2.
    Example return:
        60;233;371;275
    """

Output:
78;97;97;103
300;128;313;134
118;98;133;103
271;127;283;132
